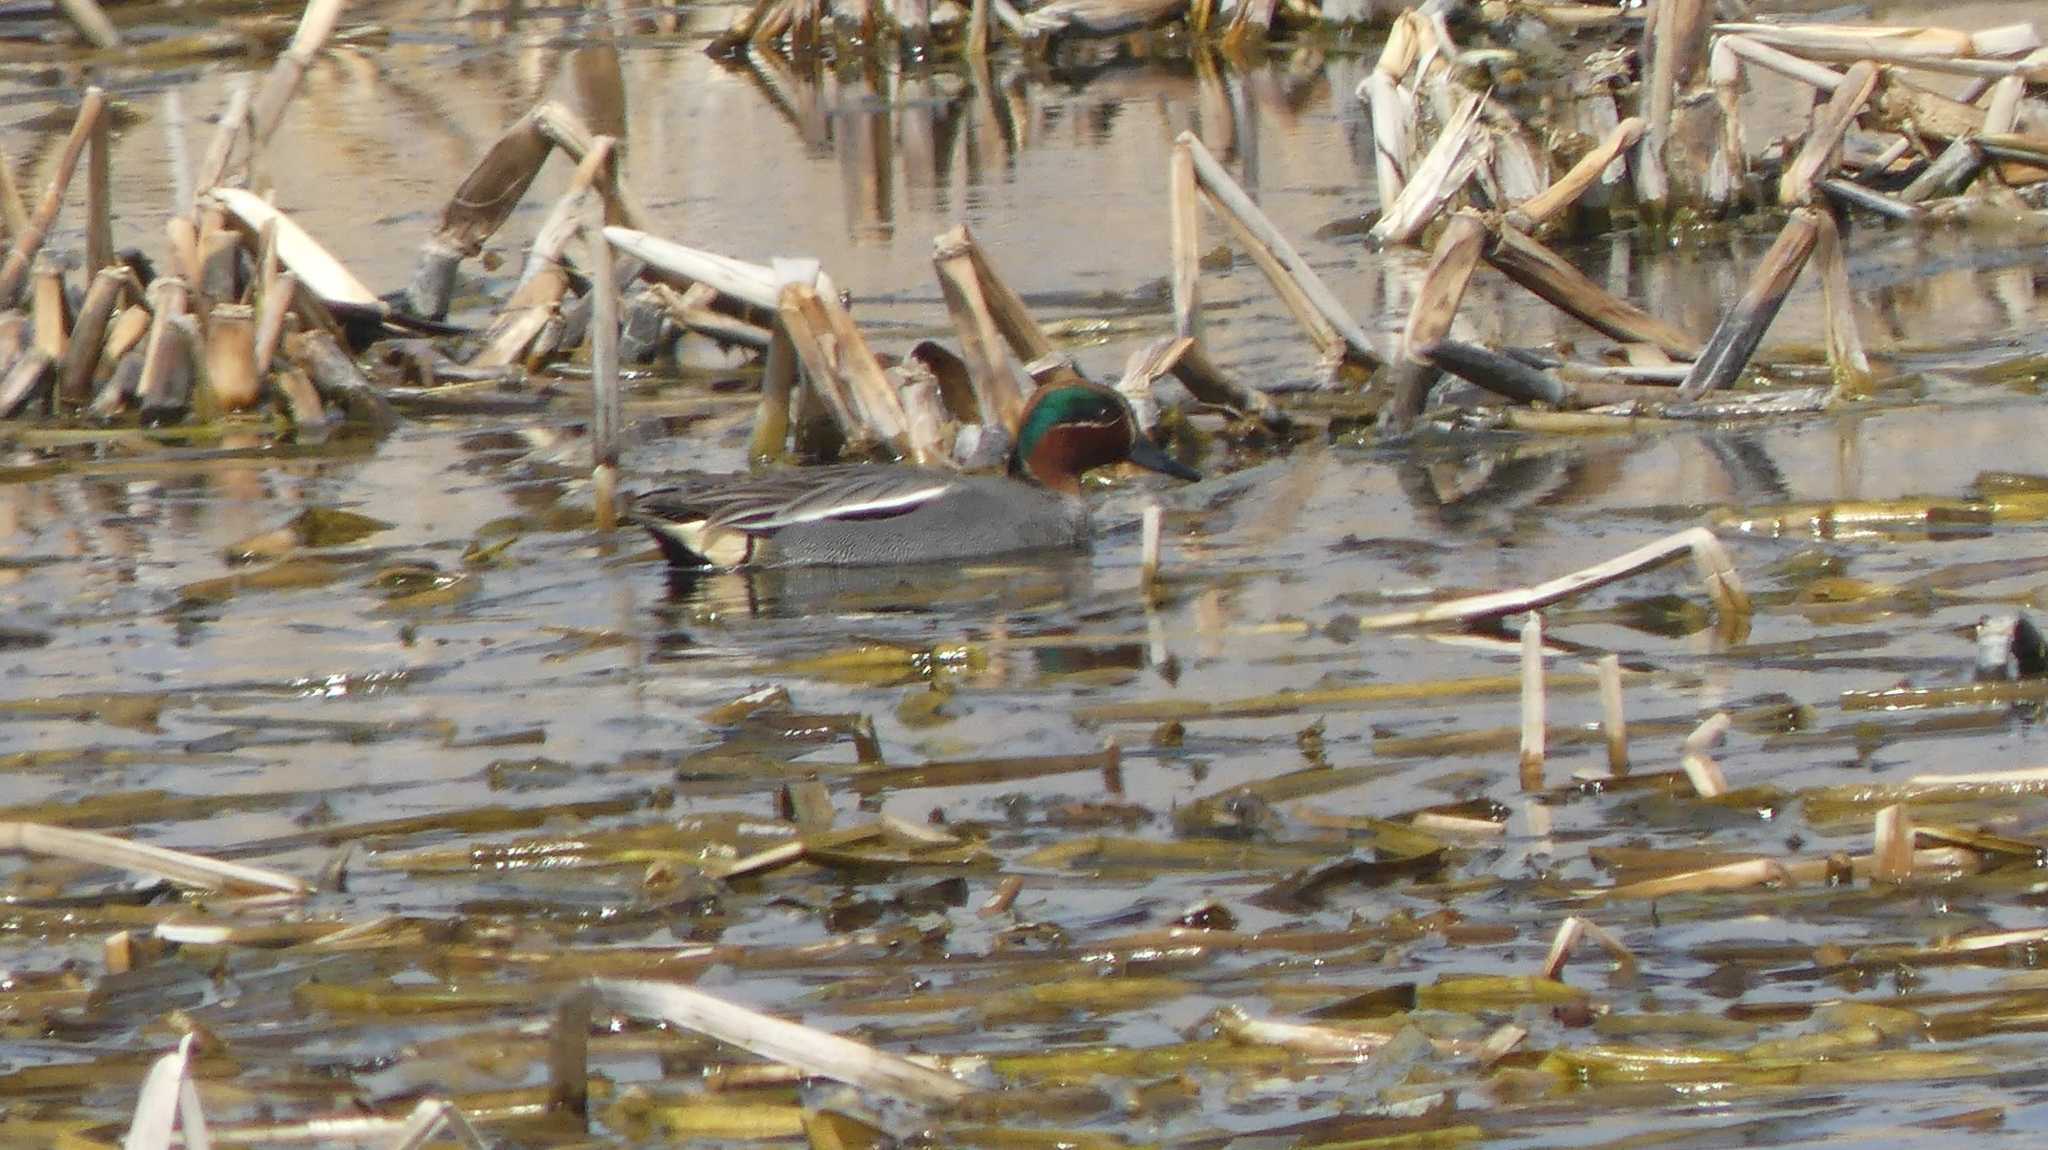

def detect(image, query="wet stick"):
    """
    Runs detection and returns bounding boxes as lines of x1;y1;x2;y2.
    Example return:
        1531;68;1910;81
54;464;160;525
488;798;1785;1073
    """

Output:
1484;226;1702;360
1677;208;1819;400
290;329;395;432
1519;613;1545;791
1597;653;1628;774
409;108;555;320
0;87;106;307
1358;527;1737;630
584;204;623;531
1777;61;1878;206
1424;340;1570;407
1812;210;1870;401
1820;178;1922;220
1181;132;1380;371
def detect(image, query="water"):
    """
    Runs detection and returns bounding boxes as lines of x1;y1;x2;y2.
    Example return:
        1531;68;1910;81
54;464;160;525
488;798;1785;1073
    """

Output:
5;0;2048;1145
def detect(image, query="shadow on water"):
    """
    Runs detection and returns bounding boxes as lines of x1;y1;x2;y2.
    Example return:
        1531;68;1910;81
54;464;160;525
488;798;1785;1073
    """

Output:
7;0;2048;1143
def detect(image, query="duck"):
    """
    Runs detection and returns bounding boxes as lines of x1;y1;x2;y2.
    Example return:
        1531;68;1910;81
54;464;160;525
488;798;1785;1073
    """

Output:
627;382;1199;568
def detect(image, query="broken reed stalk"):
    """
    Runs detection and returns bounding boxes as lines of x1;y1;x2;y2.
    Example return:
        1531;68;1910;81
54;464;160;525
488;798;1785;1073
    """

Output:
253;271;296;379
56;0;120;49
1677;207;1820;400
1508;118;1645;231
1140;502;1163;599
0;87;107;307
134;277;191;414
0;145;26;241
604;227;781;311
204;305;261;413
1635;0;1710;210
750;325;798;463
777;283;874;455
472;142;618;369
0;821;306;894
31;264;64;359
124;1035;205;1150
1365;13;1420;209
1359;526;1742;630
409;107;555;320
1178;132;1381;372
1540;915;1636;981
1777;61;1879;205
1597;652;1628;774
86;101;112;276
1169;143;1200;340
193;84;254;204
1402;210;1487;356
548;988;593;1124
208;188;383;310
597;979;969;1107
59;265;127;408
1484;226;1702;360
585;207;623;531
1679;711;1730;797
248;0;346;147
1519;612;1545;791
1811;209;1871;401
814;273;923;463
1872;804;1913;882
1372;93;1487;248
933;229;1025;432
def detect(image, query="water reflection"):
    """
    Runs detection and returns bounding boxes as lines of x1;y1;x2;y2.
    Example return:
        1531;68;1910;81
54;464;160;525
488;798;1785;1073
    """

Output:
653;550;1094;618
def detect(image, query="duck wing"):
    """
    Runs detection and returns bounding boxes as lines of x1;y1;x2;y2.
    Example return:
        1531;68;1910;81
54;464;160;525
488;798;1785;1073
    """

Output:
637;466;963;535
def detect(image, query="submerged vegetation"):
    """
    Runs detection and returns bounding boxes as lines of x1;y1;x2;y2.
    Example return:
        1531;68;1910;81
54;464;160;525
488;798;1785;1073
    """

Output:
0;0;2047;1145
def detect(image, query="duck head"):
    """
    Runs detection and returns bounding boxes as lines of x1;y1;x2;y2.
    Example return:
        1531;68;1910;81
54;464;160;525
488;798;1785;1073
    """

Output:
1011;382;1201;494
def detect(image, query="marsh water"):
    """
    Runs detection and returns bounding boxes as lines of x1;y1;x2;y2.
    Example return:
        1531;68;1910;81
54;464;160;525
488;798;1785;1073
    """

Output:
6;0;2048;1146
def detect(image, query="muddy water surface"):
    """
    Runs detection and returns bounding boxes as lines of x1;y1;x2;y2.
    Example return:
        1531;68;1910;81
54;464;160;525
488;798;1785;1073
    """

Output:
5;2;2048;1146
